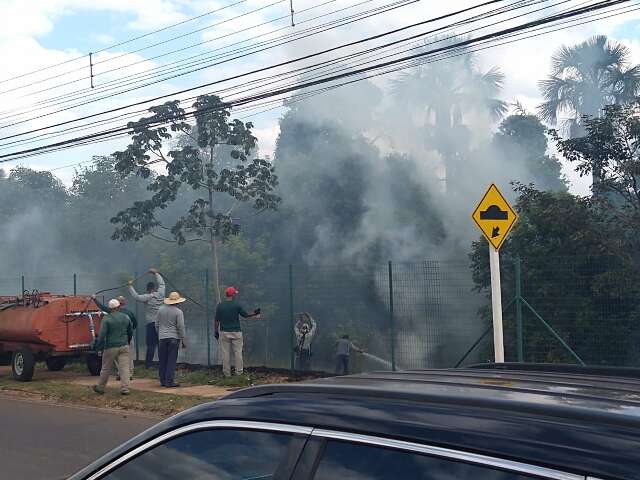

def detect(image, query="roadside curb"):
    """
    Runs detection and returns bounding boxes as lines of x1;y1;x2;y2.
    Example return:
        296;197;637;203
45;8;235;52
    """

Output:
0;388;167;419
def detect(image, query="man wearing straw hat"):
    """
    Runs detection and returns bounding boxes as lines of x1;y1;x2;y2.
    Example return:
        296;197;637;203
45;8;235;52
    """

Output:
156;291;187;388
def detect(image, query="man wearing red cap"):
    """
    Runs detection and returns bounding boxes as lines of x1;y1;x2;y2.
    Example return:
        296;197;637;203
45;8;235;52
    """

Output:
214;286;261;377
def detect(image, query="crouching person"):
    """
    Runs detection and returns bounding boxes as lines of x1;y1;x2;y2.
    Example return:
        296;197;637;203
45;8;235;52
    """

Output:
93;299;133;395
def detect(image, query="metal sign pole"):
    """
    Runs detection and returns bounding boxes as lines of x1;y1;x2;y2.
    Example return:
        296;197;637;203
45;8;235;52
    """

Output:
489;246;504;363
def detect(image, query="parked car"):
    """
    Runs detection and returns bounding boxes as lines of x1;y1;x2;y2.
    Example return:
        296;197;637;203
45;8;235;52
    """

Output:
70;363;640;479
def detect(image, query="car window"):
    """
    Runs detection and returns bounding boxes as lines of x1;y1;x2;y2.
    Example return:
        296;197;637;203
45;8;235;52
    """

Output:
103;428;297;480
312;440;547;480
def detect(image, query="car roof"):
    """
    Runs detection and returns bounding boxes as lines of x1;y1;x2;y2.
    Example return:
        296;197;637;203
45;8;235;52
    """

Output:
74;365;640;479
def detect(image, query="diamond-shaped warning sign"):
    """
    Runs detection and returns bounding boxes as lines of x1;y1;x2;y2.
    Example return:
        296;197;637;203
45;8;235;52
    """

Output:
472;183;518;250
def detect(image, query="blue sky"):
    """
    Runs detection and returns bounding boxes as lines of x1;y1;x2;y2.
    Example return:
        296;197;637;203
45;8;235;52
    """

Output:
1;0;640;195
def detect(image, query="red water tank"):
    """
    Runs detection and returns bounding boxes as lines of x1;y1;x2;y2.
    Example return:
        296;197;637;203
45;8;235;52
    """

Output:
0;295;103;353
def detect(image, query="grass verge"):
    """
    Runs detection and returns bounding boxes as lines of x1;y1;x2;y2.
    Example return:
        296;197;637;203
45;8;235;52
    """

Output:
67;362;327;388
0;377;209;416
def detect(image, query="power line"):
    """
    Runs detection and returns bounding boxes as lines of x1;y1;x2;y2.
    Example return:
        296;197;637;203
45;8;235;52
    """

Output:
15;0;634;169
0;0;571;132
0;0;513;138
0;0;629;162
11;2;636;168
4;0;342;112
0;0;254;86
0;0;387;121
0;0;531;144
0;0;604;139
0;0;289;97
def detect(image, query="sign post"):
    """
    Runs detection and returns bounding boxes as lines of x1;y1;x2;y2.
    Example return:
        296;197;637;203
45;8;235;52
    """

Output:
489;247;504;362
472;183;517;363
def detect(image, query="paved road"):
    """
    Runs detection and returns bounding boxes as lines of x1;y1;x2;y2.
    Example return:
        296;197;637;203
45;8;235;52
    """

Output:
0;395;158;479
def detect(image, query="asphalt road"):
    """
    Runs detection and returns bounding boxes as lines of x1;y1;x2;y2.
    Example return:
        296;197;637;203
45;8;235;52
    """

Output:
0;395;158;479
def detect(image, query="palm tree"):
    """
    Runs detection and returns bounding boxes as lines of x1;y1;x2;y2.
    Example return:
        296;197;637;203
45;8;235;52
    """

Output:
391;41;507;190
538;35;640;186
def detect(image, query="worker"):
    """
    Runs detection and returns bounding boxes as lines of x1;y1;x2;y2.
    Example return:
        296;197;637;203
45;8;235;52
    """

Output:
156;291;187;388
92;294;137;380
294;313;317;371
128;268;165;369
93;299;133;395
335;334;364;376
214;287;260;377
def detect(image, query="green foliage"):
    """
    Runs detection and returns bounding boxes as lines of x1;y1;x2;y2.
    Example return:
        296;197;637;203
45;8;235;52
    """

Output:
552;102;640;240
110;95;280;245
493;113;567;192
470;184;640;365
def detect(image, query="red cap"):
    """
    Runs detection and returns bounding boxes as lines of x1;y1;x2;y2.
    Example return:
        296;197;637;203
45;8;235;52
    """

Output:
225;287;239;298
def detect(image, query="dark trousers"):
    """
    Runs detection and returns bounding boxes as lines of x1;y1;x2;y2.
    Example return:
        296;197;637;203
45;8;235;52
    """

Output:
158;338;180;386
145;323;158;369
297;349;312;371
336;354;349;375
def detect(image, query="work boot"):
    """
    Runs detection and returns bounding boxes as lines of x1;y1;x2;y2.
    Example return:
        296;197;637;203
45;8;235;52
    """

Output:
165;383;180;388
121;389;130;395
93;385;105;395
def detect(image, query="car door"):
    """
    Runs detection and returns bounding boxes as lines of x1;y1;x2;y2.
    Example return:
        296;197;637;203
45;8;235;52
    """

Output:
292;429;585;480
82;420;311;480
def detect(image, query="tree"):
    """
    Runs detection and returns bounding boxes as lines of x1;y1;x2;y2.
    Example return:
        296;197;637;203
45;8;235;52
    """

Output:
111;95;280;302
493;112;567;192
551;102;640;246
391;41;507;190
538;35;640;185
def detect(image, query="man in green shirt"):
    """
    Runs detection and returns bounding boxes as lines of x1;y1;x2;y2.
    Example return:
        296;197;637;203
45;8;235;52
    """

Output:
93;294;137;380
93;299;133;395
214;287;260;377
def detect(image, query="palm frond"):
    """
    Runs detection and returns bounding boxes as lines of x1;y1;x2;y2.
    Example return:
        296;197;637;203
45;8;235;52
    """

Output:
538;100;560;124
487;99;509;121
551;44;580;76
609;64;640;104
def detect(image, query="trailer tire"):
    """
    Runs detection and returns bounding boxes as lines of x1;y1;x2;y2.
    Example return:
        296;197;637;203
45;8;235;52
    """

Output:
12;347;35;382
86;354;102;376
45;357;67;371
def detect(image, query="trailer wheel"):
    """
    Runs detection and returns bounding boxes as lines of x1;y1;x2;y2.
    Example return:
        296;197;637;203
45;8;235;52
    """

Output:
45;357;67;371
12;347;35;382
86;354;102;376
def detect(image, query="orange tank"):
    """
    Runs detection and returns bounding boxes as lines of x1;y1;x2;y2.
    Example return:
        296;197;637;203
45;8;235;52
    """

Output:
0;294;103;352
0;294;105;381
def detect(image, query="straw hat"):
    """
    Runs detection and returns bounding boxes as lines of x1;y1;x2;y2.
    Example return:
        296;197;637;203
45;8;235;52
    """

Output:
164;291;186;305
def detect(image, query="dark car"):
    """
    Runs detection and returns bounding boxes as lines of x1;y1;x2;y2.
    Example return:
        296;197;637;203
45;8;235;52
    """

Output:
69;363;640;480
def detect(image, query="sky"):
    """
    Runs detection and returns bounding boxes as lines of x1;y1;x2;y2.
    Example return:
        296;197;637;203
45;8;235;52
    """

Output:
0;0;639;195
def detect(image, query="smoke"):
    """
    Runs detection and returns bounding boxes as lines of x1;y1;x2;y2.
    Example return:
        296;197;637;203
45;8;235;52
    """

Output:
269;51;566;367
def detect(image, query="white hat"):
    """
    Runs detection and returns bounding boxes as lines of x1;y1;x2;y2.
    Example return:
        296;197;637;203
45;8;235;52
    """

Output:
108;299;120;309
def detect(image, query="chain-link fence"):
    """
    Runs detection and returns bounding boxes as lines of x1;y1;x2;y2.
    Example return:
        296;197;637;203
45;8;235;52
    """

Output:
3;255;640;372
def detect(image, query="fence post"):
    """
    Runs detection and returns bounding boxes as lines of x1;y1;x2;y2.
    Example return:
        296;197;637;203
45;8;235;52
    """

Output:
20;275;24;296
205;269;211;367
289;264;295;372
73;273;77;296
388;261;396;372
515;257;524;362
134;271;140;362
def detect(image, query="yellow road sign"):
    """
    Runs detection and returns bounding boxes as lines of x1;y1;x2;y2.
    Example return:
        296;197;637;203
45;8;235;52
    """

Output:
472;183;518;250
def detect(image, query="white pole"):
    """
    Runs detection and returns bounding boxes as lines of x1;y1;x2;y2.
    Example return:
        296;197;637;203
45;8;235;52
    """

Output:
489;245;505;363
